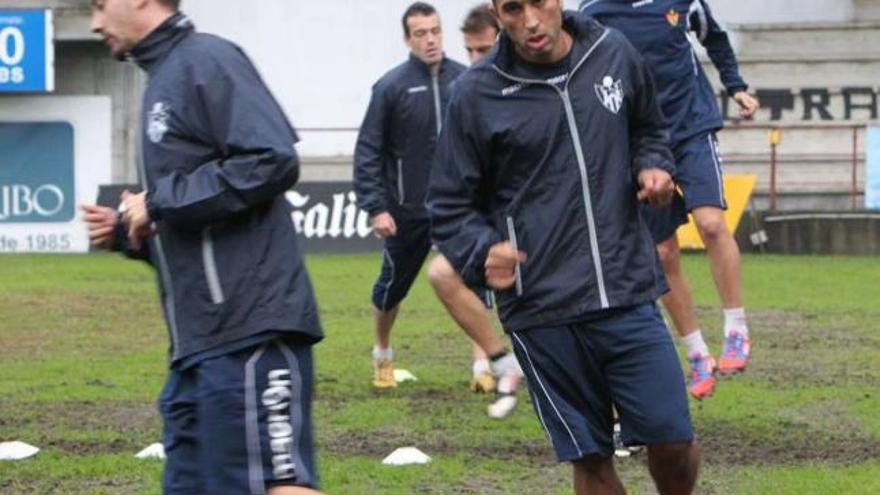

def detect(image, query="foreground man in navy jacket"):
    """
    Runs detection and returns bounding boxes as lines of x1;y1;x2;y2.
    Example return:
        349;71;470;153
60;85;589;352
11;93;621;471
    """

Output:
83;1;323;493
429;1;699;493
580;0;759;398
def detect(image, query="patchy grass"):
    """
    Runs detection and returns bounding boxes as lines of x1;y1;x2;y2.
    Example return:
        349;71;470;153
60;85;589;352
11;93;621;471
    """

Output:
0;253;878;494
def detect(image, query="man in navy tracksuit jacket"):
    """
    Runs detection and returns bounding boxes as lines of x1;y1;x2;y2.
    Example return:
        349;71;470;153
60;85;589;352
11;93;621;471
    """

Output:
580;0;759;399
428;2;699;493
83;2;323;494
353;2;467;388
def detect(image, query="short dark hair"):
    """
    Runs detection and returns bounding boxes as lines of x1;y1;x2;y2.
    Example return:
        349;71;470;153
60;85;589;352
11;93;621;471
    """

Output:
461;4;498;35
157;0;181;10
402;2;437;37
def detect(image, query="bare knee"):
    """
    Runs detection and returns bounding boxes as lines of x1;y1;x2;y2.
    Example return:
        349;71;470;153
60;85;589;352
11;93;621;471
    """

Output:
656;237;681;271
574;455;617;481
427;255;461;294
648;440;699;470
694;210;728;243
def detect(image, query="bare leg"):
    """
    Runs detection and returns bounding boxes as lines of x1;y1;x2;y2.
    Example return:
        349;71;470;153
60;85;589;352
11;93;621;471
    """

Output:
268;486;324;495
427;255;505;355
374;305;400;350
471;338;488;360
656;236;700;337
572;455;627;495
647;441;701;495
691;206;742;309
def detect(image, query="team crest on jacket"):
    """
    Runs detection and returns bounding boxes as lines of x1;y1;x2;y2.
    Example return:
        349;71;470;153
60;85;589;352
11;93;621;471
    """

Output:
665;8;680;26
594;76;623;115
147;102;170;144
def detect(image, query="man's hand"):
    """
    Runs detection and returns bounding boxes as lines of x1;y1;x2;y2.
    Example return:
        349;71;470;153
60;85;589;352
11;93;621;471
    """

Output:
81;204;118;250
371;211;397;238
120;190;153;250
637;168;675;208
485;241;527;290
732;91;759;119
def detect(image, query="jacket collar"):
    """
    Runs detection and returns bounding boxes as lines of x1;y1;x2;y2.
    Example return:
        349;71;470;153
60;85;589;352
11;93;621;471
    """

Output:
408;52;452;77
129;12;194;71
492;11;606;81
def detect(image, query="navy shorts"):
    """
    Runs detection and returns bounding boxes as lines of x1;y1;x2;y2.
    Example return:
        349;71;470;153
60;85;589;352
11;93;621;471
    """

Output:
160;337;317;494
510;303;694;461
372;213;493;310
641;131;727;242
640;191;688;244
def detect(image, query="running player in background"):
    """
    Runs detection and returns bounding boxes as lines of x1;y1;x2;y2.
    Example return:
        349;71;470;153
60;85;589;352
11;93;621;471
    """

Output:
580;0;760;399
426;3;525;419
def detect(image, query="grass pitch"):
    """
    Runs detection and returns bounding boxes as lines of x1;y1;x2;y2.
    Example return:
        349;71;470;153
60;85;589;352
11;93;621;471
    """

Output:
0;253;878;494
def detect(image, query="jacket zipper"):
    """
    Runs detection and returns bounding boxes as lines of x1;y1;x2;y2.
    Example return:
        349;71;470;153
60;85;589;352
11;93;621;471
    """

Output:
432;73;443;136
506;216;524;297
201;227;225;304
397;158;405;204
492;29;611;309
136;113;181;359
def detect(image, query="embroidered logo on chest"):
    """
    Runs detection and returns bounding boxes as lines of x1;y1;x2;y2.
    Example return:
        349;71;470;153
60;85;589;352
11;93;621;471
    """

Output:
665;8;680;27
147;102;170;144
594;76;623;115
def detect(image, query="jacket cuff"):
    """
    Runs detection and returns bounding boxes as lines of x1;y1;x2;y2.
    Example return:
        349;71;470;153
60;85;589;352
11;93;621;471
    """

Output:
726;84;748;96
145;188;162;221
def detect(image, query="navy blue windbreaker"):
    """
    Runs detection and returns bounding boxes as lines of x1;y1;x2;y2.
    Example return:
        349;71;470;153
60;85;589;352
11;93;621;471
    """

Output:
428;13;673;332
354;54;467;218
115;13;322;365
580;0;748;143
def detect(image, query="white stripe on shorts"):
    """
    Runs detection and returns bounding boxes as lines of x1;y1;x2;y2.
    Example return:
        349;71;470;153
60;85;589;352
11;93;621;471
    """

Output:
380;249;396;311
245;345;268;495
708;134;726;208
512;332;584;458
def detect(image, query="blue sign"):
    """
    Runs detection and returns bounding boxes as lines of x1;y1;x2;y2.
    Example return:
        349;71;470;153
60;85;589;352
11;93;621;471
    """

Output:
868;126;880;209
0;9;53;92
0;122;74;223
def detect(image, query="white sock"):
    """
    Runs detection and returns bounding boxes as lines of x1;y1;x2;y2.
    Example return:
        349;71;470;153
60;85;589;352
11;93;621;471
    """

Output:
681;330;710;356
491;353;523;395
723;307;748;338
473;358;490;377
372;346;393;361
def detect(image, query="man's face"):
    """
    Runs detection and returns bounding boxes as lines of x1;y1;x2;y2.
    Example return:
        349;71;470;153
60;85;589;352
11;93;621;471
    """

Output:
492;0;566;63
90;0;142;58
463;26;498;64
405;13;444;66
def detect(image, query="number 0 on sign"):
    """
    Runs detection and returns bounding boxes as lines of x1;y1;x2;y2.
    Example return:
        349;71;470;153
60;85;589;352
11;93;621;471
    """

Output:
0;9;54;92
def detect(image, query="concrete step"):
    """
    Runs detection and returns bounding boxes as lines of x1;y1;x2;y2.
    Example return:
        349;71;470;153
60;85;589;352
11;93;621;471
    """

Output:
856;0;880;20
748;193;867;211
704;59;880;89
729;21;880;61
722;161;864;193
718;125;866;156
300;156;354;183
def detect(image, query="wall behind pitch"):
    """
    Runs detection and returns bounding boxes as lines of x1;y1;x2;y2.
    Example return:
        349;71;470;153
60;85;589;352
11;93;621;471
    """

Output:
183;0;858;158
183;0;582;157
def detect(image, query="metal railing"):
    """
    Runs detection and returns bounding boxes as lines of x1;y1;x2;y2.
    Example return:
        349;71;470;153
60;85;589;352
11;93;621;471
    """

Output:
718;121;867;211
297;122;870;211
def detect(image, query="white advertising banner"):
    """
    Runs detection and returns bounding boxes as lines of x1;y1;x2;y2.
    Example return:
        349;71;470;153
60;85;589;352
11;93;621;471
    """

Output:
0;96;112;253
